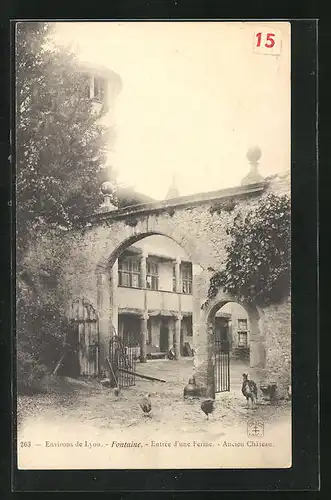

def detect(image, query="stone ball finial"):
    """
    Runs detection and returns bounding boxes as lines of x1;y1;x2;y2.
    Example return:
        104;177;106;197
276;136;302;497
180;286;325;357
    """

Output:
246;146;262;164
241;146;264;186
101;180;116;195
96;167;118;214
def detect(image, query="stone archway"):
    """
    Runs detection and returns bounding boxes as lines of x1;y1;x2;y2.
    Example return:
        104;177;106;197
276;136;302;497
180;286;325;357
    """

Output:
24;173;290;386
95;230;202;273
95;231;205;374
194;289;266;398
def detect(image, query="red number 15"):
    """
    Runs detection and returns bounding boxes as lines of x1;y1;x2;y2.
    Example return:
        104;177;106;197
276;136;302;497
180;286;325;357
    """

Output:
256;32;276;48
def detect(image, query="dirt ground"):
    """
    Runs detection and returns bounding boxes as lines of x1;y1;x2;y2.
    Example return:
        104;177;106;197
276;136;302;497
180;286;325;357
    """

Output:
16;358;292;469
17;358;291;433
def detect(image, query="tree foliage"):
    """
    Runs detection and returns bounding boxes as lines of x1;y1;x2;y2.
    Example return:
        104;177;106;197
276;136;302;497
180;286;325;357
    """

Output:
15;23;157;392
16;273;67;393
207;194;291;306
15;22;112;390
16;22;109;255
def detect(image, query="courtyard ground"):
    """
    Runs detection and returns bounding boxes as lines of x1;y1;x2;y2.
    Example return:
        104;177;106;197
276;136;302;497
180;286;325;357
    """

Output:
17;358;292;469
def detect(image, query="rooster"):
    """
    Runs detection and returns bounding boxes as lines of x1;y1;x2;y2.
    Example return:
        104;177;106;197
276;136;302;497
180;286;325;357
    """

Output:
242;373;258;409
201;399;215;420
140;393;152;417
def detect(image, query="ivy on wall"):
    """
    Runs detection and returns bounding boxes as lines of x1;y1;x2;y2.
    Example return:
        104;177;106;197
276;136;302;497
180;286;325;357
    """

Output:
207;194;291;307
209;198;237;215
125;215;139;227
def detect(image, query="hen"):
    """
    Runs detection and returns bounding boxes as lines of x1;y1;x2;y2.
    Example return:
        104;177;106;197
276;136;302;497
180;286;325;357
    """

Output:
140;393;152;417
242;373;258;409
201;398;215;420
184;377;200;398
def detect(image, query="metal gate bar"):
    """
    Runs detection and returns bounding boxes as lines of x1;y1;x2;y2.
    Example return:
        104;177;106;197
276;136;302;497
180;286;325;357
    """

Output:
109;336;136;388
214;339;230;393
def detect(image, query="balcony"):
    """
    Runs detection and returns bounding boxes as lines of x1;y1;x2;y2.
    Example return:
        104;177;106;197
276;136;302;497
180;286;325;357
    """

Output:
117;287;145;310
146;289;179;311
181;293;193;313
116;286;193;314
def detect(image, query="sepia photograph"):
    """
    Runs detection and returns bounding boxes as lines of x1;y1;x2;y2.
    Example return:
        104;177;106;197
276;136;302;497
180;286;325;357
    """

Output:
15;21;291;470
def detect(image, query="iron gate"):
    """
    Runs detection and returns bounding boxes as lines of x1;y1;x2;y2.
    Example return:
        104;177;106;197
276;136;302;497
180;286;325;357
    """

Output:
108;336;136;388
214;339;230;392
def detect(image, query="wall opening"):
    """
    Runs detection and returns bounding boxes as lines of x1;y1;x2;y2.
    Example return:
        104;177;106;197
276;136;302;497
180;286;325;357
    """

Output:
205;296;264;395
96;232;199;369
217;301;251;363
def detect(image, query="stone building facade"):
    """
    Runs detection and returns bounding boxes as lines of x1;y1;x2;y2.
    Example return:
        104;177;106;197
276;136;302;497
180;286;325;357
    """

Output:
113;235;193;359
110;235;244;361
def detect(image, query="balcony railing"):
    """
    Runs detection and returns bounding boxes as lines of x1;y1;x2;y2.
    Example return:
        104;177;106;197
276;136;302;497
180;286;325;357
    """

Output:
181;293;193;313
117;287;145;310
117;286;193;313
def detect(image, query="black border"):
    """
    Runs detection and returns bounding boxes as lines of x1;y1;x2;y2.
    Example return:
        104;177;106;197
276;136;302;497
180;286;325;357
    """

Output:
6;18;318;492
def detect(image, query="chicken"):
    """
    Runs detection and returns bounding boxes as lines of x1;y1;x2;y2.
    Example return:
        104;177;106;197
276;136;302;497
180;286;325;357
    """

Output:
184;377;200;398
201;398;215;420
114;387;120;397
242;373;258;408
100;378;111;387
140;394;152;417
260;382;277;403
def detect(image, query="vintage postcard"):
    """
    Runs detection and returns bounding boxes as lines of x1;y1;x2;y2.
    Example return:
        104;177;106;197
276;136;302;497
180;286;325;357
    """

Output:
16;21;291;470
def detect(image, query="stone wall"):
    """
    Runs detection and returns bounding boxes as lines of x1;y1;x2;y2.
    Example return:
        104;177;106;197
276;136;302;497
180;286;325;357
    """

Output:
258;296;291;397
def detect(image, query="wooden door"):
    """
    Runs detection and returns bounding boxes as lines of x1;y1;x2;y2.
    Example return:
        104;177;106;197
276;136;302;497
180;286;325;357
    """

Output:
78;320;99;376
67;298;99;377
160;323;169;352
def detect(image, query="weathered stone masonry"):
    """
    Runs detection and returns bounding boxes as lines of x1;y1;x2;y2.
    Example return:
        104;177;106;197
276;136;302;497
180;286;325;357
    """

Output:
25;172;291;396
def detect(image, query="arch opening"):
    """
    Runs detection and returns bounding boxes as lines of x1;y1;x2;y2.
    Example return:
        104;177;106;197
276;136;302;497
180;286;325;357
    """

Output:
96;232;201;374
204;295;265;396
95;230;200;274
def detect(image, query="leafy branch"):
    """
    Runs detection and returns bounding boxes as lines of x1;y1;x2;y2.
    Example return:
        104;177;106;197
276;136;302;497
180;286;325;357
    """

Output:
207;194;291;307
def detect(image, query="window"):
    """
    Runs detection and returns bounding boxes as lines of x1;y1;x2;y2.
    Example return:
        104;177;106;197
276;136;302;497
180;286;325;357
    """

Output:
238;331;248;347
146;260;159;290
172;265;176;292
181;263;192;294
237;319;248;347
93;77;106;102
238;319;248;331
118;257;141;288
